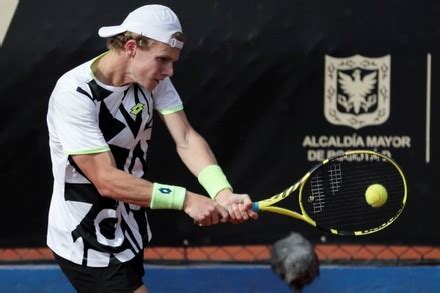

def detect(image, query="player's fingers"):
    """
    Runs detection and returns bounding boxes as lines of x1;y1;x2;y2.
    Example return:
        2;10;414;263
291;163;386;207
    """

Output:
230;204;247;222
211;209;220;225
197;211;211;226
203;216;212;226
241;195;253;209
228;217;240;224
238;204;250;221
241;196;258;220
248;210;259;220
216;204;229;223
230;203;242;221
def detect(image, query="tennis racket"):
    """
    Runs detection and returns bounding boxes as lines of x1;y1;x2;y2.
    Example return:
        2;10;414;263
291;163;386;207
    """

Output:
252;150;407;235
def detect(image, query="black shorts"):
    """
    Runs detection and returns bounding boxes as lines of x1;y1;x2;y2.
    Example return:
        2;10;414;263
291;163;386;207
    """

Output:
54;251;145;293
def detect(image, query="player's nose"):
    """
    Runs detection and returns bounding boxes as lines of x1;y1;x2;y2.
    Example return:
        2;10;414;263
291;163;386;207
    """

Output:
163;64;174;77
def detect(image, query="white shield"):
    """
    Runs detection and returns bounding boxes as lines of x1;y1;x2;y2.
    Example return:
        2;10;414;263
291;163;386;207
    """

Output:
324;54;391;129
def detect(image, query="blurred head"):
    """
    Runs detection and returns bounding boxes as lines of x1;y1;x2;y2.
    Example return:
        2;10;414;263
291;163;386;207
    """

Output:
270;232;320;292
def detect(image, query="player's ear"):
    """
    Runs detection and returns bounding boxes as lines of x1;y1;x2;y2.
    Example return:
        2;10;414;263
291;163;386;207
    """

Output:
124;39;137;58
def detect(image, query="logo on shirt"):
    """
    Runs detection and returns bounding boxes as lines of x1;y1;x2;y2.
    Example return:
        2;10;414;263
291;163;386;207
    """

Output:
130;103;145;115
324;54;391;129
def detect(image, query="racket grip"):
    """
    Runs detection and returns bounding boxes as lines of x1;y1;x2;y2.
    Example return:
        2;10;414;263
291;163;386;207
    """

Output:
251;202;260;212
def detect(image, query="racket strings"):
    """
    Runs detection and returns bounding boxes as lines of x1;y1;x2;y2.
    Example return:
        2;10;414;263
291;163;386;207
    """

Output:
301;157;405;233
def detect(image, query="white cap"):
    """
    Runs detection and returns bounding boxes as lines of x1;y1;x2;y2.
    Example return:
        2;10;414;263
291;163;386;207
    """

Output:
98;5;184;49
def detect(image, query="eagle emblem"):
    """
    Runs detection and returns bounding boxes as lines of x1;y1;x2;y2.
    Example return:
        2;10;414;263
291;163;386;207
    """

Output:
324;55;391;129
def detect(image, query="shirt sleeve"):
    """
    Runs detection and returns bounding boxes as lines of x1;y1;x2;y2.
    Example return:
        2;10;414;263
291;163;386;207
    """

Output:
50;86;110;155
152;77;183;115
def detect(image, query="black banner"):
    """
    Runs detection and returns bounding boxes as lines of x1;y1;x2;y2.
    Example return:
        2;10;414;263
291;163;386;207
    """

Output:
0;0;438;247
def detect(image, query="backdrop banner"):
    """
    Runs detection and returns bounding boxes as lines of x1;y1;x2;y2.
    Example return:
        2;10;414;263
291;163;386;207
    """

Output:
0;0;438;247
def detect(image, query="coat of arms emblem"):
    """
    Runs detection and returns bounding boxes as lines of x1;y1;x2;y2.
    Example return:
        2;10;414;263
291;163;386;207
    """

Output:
324;55;391;129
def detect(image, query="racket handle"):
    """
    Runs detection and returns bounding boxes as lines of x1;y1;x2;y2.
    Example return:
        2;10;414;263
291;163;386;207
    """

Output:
251;202;260;212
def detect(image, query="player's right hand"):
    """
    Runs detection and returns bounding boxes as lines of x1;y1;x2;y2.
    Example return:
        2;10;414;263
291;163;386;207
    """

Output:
183;192;229;226
215;190;259;224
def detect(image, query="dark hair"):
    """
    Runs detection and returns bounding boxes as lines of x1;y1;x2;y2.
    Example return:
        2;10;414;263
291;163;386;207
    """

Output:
106;31;185;51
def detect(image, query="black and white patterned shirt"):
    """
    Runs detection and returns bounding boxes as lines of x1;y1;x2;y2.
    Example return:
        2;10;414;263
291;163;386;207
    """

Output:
46;54;183;267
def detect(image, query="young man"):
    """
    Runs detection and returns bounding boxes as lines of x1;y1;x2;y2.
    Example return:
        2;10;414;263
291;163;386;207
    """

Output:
46;4;258;292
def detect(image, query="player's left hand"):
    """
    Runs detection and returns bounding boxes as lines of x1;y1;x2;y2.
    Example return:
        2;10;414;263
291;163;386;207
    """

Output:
215;189;259;224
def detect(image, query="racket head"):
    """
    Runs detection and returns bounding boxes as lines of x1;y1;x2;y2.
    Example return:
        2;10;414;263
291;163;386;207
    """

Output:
298;150;407;235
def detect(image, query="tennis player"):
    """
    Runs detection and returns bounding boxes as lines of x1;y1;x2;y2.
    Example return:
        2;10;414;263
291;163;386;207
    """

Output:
46;4;258;292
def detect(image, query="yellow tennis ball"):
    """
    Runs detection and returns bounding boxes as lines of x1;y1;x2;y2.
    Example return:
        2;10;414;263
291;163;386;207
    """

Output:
365;184;388;207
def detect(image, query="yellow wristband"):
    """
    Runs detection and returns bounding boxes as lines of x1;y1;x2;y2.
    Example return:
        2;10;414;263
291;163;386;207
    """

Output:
197;165;232;199
151;183;186;210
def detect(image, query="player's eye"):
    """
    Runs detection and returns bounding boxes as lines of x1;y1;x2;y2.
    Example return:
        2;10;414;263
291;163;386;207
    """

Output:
157;57;169;64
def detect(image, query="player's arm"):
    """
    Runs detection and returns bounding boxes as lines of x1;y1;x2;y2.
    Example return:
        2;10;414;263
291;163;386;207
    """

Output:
159;110;258;222
71;151;228;226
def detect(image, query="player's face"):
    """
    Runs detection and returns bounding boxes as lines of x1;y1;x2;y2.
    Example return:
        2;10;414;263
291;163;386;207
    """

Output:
130;42;180;91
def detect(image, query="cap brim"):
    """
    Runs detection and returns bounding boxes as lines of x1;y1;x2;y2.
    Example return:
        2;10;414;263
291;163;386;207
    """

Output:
98;25;127;38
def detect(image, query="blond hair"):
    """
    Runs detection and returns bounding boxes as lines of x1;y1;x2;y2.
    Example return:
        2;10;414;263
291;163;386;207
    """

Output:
106;31;185;51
